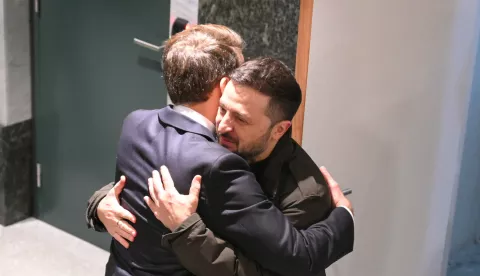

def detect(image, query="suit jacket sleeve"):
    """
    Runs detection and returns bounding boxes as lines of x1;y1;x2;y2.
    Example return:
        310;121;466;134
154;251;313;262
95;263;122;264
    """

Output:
85;182;114;231
194;152;354;276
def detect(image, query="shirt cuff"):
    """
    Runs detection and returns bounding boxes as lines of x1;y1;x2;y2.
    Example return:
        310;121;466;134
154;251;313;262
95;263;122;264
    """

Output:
338;205;355;225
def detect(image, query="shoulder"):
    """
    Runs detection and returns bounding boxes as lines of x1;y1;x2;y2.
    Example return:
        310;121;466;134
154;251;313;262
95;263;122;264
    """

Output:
198;149;260;202
122;109;159;125
162;137;249;178
191;145;251;179
288;140;329;197
209;150;250;172
277;140;332;227
119;109;161;134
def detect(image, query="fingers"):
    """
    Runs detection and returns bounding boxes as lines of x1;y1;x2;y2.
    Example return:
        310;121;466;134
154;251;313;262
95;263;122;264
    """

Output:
113;232;130;249
144;196;156;213
160;166;178;194
148;178;159;205
188;175;201;203
152;170;163;189
319;167;353;212
116;220;136;241
113;175;126;196
119;208;136;224
144;196;162;221
320;166;338;187
152;170;165;199
319;166;333;182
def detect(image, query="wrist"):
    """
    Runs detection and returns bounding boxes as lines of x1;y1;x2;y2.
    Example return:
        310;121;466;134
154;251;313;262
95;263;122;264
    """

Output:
91;203;107;232
169;213;194;231
338;203;353;215
168;218;187;231
96;199;107;224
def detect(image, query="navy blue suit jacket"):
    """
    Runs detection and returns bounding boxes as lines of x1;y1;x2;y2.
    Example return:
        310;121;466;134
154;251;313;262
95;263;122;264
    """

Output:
106;106;354;276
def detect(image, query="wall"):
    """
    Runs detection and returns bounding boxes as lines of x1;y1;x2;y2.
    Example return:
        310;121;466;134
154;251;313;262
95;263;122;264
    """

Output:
0;1;6;126
0;0;33;226
4;0;31;125
198;0;299;71
448;20;480;264
302;0;480;276
0;0;4;221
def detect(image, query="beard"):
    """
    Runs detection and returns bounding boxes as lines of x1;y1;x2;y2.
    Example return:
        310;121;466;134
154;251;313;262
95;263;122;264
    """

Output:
224;128;272;164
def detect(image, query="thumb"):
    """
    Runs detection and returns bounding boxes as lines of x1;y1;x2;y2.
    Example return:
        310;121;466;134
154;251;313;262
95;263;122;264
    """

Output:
188;175;202;204
114;175;126;197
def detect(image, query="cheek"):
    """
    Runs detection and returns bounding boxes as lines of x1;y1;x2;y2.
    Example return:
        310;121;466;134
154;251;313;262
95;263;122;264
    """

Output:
247;126;271;142
236;127;257;144
215;113;223;126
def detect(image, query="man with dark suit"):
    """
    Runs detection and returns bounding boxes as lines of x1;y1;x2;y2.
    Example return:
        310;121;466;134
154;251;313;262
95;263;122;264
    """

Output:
86;24;354;276
141;57;354;276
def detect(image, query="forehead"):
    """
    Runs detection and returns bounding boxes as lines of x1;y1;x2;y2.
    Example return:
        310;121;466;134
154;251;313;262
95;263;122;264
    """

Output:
221;81;270;115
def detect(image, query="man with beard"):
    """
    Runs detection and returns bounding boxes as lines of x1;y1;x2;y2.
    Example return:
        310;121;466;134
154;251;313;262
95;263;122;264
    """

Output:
143;57;354;276
86;25;354;276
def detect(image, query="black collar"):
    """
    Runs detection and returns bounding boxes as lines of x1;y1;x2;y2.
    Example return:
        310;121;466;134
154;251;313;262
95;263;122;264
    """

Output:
255;129;295;199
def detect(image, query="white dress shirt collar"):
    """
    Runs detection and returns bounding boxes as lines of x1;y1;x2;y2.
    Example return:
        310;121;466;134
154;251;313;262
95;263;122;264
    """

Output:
172;105;216;133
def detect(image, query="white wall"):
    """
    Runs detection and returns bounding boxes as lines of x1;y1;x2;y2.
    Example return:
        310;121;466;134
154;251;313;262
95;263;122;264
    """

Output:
0;1;7;126
3;0;31;125
0;0;31;127
302;0;480;276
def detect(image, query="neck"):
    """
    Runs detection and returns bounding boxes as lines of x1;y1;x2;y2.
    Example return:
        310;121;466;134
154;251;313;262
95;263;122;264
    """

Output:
183;100;217;125
253;139;279;163
252;130;291;163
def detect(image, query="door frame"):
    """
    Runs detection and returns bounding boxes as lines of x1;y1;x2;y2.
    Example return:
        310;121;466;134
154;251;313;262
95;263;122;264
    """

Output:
292;0;314;145
30;0;39;218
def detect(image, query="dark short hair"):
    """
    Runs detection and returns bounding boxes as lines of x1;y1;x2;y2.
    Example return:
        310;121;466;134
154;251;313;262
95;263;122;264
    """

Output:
162;24;244;104
229;57;302;123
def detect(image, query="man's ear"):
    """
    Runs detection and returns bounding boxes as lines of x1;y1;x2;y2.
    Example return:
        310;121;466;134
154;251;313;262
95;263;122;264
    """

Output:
220;77;230;93
271;120;292;140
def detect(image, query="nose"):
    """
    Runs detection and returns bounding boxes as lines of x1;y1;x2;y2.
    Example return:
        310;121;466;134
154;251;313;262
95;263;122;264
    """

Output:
217;113;233;134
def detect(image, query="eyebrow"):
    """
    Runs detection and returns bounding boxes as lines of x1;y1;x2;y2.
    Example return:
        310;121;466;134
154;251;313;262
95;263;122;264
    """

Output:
219;102;251;123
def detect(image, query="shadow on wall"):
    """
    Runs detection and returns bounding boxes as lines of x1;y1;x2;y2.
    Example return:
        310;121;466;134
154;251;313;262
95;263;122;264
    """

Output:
446;30;480;276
